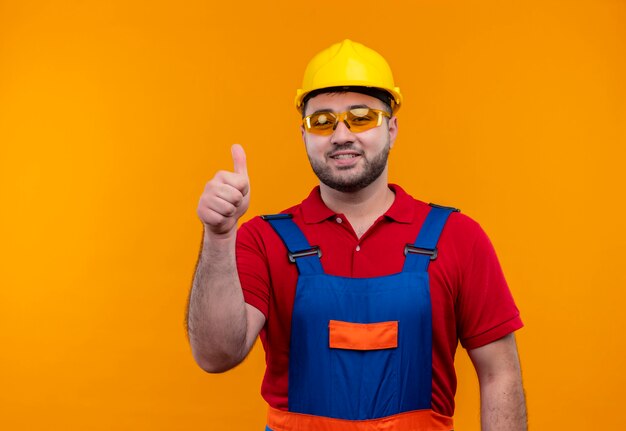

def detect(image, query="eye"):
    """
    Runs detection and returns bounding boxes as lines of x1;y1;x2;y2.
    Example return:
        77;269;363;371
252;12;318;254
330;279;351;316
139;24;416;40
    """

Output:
316;114;329;125
311;112;334;128
349;108;375;123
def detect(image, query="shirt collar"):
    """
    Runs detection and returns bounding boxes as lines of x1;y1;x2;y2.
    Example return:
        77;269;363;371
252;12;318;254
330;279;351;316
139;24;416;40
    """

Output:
384;184;414;224
300;184;415;224
300;187;335;224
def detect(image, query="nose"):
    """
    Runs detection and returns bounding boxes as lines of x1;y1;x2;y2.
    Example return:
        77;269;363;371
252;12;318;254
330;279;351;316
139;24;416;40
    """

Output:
330;119;355;145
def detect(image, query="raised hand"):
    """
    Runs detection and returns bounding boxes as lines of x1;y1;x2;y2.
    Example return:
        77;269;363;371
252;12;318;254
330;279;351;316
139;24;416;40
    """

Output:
197;144;250;236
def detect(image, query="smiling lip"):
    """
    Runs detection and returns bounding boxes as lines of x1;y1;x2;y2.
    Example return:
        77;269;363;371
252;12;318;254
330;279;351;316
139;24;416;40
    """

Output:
328;150;362;159
328;150;362;167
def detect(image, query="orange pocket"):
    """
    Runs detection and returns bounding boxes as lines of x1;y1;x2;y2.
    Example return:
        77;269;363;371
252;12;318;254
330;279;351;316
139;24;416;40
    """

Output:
328;320;398;350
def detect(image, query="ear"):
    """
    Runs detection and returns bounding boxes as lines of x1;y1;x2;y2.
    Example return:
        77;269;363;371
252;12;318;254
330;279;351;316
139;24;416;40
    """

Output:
388;116;398;149
300;124;307;143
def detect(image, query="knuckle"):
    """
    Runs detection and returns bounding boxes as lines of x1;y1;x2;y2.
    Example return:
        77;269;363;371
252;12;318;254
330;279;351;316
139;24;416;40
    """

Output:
214;170;229;178
223;201;237;216
231;194;243;207
205;172;227;188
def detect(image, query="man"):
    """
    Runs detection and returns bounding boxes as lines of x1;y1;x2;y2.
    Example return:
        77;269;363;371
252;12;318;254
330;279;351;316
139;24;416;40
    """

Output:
187;39;526;431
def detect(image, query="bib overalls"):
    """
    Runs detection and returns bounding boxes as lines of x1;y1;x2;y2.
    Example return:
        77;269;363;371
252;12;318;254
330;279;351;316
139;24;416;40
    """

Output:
262;204;457;431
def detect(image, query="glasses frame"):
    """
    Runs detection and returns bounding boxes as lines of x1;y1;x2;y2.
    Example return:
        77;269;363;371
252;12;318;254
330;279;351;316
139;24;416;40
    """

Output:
302;108;391;136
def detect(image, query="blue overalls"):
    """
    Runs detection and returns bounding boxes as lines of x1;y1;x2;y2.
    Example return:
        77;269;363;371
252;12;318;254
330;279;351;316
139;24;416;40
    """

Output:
262;204;457;431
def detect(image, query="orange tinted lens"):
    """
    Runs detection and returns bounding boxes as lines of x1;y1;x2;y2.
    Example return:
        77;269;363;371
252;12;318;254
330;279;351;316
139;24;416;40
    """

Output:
306;112;337;135
346;108;379;132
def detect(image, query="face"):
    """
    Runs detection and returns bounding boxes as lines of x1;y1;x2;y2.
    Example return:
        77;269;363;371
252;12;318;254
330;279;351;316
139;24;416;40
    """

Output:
301;92;398;193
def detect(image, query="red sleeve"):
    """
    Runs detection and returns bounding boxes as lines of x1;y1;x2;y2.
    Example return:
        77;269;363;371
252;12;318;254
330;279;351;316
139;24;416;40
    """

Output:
235;218;271;318
456;221;523;350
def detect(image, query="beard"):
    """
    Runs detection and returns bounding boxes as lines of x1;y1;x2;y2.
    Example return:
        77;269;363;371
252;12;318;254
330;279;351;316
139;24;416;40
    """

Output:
308;140;391;193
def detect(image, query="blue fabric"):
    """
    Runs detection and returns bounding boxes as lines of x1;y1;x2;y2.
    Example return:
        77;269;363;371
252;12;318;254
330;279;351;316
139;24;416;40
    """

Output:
265;216;324;275
288;272;432;419
403;206;456;273
264;206;452;420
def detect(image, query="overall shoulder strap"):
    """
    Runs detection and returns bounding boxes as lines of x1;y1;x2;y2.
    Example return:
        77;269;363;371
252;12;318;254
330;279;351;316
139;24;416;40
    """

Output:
261;214;324;275
402;204;460;273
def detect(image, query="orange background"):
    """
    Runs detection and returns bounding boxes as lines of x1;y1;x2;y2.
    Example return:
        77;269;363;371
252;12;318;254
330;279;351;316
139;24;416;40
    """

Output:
1;1;625;429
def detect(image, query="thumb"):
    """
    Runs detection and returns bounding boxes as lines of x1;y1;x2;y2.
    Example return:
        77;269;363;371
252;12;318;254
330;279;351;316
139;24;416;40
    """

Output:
231;143;248;177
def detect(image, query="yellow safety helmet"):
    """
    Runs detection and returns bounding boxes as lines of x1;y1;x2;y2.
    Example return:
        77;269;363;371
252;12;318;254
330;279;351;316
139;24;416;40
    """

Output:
295;39;402;113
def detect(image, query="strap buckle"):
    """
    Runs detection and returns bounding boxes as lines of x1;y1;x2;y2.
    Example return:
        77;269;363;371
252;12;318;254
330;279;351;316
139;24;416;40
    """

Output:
288;246;322;263
404;244;438;260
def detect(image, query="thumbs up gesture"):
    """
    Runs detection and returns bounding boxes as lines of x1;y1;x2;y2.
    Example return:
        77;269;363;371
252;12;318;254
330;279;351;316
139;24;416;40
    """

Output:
197;144;251;236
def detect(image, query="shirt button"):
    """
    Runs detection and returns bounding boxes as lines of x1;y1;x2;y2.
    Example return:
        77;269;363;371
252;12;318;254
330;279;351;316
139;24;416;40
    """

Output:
356;245;361;251
336;217;342;224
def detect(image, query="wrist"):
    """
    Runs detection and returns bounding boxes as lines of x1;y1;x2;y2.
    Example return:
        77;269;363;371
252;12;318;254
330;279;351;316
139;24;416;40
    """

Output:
202;224;238;244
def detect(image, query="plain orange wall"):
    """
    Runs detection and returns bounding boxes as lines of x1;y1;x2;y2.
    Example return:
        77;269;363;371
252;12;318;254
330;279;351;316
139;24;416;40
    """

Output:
1;1;625;429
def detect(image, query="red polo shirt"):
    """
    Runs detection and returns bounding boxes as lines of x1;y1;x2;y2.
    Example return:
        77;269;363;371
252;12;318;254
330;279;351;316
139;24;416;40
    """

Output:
236;184;522;418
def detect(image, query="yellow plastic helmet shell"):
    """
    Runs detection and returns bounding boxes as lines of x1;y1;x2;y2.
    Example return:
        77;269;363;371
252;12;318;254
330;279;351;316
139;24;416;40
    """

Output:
295;39;402;113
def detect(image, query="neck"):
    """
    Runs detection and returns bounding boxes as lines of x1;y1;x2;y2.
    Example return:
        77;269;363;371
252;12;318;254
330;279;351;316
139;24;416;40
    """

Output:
319;172;395;231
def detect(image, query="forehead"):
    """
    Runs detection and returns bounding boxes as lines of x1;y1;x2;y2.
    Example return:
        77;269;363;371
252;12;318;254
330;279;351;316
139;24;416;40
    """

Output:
304;91;386;114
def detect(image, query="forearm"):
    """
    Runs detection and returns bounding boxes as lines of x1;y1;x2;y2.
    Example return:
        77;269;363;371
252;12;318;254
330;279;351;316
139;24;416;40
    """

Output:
469;334;527;431
479;368;527;431
187;229;248;372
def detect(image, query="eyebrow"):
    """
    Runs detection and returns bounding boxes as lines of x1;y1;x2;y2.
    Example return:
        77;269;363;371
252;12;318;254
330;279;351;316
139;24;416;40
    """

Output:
310;104;372;115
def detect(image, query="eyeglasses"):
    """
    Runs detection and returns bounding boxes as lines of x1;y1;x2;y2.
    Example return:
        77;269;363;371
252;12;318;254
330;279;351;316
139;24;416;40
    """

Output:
302;108;391;136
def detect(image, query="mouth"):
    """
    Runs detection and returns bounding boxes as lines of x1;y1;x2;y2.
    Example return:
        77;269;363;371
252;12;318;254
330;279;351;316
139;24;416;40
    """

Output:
328;150;362;160
327;150;362;169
